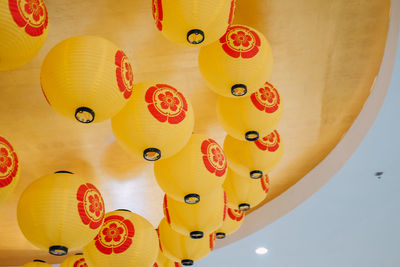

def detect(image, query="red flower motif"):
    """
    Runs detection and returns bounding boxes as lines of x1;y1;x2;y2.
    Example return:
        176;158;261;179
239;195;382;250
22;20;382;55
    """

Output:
73;258;88;267
219;25;261;59
145;84;188;124
152;0;163;31
209;232;216;250
115;50;134;99
261;174;270;194
228;0;235;25
163;195;171;224
227;208;244;222
0;137;18;188
201;139;227;177
9;0;48;37
251;82;281;113
77;183;105;230
254;130;280;152
95;215;135;255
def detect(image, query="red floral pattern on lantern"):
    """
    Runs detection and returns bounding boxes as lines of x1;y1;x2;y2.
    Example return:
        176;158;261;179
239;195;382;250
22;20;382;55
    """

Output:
152;0;163;31
251;82;280;113
115;50;134;99
209;232;216;250
156;228;163;252
201;139;227;177
0;137;18;188
163;195;171;224
95;215;135;255
145;84;188;124
228;0;235;25
77;183;105;230
261;174;270;194
219;25;261;59
254;130;280;152
73;258;88;267
8;0;48;37
227;208;244;221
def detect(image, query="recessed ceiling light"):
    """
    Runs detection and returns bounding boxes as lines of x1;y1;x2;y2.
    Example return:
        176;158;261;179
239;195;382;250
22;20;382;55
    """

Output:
255;247;268;255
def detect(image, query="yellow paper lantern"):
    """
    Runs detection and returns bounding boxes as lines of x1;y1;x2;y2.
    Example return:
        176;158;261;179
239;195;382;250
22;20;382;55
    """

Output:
17;171;105;256
216;207;245;239
22;260;52;267
154;251;182;267
40;36;134;123
60;253;87;267
198;24;273;97
223;168;270;211
152;0;235;46
154;134;227;204
112;82;194;161
217;82;283;141
224;130;283;179
158;218;215;266
163;189;226;239
0;136;19;205
84;209;159;267
0;0;49;71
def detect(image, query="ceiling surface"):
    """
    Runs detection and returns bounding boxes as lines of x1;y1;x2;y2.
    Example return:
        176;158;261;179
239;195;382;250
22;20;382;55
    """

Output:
0;0;392;265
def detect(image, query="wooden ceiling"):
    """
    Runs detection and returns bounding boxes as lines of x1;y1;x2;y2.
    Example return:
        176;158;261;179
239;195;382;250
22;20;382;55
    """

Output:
0;0;390;265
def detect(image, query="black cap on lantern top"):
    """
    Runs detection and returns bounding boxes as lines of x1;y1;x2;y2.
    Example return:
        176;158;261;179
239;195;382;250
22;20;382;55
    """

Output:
33;260;46;263
75;107;95;123
250;170;263;179
216;232;226;239
49;245;68;256
231;84;247;97
238;203;250;211
143;148;161;161
184;194;200;204
245;131;259;141
54;170;74;174
190;231;204;239
182;259;194;266
187;29;205;44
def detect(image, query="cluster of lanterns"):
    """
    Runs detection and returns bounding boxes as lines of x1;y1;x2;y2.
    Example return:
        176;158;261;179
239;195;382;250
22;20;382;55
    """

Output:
0;0;285;266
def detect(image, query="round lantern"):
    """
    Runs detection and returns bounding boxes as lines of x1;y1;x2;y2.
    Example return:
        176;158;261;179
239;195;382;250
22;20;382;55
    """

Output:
158;218;215;266
154;134;227;204
216;207;245;239
112;82;194;161
154;251;182;267
0;136;19;205
223;168;270;211
198;24;273;97
60;253;87;267
163;189;226;239
152;0;235;46
84;209;159;267
0;0;49;71
217;82;282;141
40;35;134;123
17;171;105;256
22;260;52;267
223;130;283;179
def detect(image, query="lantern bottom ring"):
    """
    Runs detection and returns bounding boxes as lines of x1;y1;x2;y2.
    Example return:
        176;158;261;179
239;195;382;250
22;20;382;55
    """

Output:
190;231;204;239
187;29;205;45
49;245;68;256
33;260;46;263
143;148;161;161
239;203;250;211
181;259;194;266
184;194;200;204
216;232;226;239
54;170;74;174
245;131;259;141
75;107;95;123
115;209;132;212
231;84;247;96
250;170;263;179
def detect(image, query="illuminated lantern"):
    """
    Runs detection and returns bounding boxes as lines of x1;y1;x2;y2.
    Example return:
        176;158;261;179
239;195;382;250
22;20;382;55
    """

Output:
163;189;226;239
112;82;194;161
154;251;182;267
60;253;87;267
217;82;282;141
154;134;227;204
17;171;105;256
158;218;215;266
84;209;159;267
223;168;270;211
40;36;134;123
152;0;235;46
0;136;19;205
223;130;283;179
22;260;51;267
0;0;49;71
216;207;245;239
198;24;273;97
